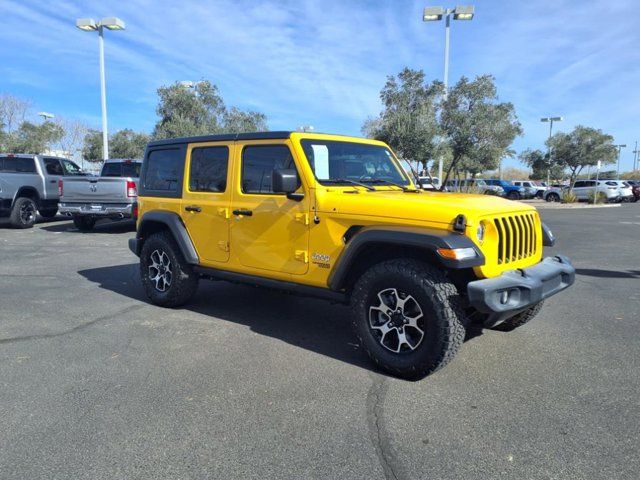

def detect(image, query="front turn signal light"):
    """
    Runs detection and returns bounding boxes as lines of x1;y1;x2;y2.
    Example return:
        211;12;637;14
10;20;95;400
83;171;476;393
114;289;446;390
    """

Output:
437;247;477;261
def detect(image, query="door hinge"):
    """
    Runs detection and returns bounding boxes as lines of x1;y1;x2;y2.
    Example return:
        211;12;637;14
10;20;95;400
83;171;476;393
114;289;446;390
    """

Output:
294;250;308;263
218;241;229;252
295;213;309;225
218;207;229;219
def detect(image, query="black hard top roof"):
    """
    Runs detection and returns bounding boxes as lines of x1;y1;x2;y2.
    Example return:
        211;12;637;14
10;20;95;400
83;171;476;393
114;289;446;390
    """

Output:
147;131;293;147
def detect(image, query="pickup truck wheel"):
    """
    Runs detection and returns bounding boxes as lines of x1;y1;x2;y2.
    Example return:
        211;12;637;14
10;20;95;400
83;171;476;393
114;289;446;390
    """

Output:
39;208;58;219
493;301;544;332
73;216;96;232
140;232;198;308
507;191;521;200
10;197;37;229
351;259;466;380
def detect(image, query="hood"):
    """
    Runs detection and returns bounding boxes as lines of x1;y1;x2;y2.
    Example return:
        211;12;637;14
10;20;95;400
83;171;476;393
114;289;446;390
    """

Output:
317;189;535;226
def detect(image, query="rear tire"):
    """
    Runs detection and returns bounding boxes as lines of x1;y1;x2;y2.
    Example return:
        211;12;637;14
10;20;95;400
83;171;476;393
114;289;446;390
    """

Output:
73;216;96;232
493;301;544;332
546;192;560;202
507;191;521;200
39;208;58;219
10;197;37;229
350;259;466;380
140;231;199;307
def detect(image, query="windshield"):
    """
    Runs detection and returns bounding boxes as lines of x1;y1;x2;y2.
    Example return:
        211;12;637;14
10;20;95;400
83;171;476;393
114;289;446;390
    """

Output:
300;140;410;187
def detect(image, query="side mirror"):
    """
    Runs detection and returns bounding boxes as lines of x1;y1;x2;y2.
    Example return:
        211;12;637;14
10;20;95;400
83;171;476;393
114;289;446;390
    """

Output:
272;169;303;200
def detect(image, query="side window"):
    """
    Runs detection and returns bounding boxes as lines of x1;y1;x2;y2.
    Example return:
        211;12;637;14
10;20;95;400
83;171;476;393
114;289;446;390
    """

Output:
44;158;63;175
2;156;36;173
241;145;298;194
189;146;229;192
144;148;182;192
61;159;84;176
573;181;584;188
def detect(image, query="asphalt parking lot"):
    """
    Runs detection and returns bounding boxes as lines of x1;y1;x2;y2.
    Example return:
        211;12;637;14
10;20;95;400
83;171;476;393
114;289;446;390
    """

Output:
1;206;638;480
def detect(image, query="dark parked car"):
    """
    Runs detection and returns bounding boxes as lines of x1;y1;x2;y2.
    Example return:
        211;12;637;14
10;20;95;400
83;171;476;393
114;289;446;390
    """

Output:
625;180;640;202
483;179;529;200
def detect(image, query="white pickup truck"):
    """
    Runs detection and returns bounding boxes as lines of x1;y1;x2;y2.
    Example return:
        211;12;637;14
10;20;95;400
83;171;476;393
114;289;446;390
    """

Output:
59;159;141;231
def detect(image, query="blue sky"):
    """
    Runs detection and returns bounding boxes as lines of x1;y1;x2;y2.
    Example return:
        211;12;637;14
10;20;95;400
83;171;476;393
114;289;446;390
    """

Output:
1;0;639;170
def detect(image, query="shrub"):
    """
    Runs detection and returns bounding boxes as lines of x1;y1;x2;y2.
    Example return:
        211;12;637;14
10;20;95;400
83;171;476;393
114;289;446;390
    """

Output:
561;191;577;203
587;191;607;204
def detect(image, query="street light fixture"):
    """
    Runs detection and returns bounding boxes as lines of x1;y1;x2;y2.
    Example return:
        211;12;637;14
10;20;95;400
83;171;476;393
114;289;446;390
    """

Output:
423;5;475;189
540;116;563;186
614;144;626;179
75;16;126;160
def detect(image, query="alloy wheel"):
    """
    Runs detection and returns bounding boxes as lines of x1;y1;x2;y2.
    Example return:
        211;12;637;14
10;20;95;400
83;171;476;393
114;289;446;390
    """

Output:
369;288;425;353
20;201;35;224
148;249;172;292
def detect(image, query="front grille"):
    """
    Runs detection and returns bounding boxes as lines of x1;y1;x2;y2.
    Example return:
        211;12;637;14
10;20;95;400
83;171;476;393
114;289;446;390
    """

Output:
493;213;538;264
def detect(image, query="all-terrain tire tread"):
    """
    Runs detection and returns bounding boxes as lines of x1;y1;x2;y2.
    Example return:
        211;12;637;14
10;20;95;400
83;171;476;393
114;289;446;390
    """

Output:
351;259;465;380
494;301;544;332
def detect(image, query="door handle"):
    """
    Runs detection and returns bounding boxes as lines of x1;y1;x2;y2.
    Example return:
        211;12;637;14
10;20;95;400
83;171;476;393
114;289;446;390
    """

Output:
232;209;253;216
185;205;202;213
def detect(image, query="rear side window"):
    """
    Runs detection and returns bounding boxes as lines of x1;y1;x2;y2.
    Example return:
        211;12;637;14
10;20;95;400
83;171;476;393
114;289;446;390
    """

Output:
1;156;36;173
44;158;64;175
574;181;584;188
189;146;229;193
241;145;297;194
144;149;182;192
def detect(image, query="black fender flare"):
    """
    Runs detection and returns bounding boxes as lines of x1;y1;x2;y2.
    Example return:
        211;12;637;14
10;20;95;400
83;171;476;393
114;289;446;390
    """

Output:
130;210;199;264
327;226;484;291
14;187;41;207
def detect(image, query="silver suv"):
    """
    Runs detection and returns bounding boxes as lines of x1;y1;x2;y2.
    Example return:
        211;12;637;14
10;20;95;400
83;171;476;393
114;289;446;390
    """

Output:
0;154;84;228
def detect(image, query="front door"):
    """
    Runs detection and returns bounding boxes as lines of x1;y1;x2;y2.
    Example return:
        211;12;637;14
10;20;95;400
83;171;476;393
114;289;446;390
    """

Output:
43;157;63;199
181;143;232;264
230;141;310;275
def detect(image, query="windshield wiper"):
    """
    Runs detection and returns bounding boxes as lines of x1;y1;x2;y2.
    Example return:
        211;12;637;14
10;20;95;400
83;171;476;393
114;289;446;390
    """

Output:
366;179;419;192
324;178;376;191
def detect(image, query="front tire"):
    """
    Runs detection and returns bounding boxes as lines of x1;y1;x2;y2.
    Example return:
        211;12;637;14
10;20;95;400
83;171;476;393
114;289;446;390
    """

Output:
493;301;544;332
140;231;199;307
10;197;37;229
546;192;560;202
351;259;466;380
73;216;96;232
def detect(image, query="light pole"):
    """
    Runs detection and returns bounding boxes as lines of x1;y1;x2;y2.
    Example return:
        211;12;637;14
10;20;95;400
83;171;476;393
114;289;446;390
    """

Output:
614;144;626;179
540;116;562;186
632;141;638;172
423;5;475;189
76;17;125;160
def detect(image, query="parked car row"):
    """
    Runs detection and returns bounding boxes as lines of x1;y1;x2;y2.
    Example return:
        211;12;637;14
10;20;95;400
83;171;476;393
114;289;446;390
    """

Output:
544;180;637;203
0;153;140;229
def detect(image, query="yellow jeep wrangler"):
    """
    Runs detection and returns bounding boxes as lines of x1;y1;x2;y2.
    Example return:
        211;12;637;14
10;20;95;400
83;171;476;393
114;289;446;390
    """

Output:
129;131;574;379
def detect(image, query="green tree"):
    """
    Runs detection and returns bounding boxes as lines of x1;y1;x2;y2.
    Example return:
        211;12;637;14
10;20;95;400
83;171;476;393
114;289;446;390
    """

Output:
519;148;564;181
110;129;150;158
82;128;150;161
153;80;268;139
440;75;522;183
362;68;441;170
5;121;64;154
547;126;617;188
82;129;103;162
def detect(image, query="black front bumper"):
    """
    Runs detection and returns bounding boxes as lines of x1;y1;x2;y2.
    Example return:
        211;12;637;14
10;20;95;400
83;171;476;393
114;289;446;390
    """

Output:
467;255;575;325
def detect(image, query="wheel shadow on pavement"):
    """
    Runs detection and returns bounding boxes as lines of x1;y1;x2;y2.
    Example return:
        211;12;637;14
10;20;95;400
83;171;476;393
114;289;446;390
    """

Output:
78;263;379;374
575;268;640;279
41;219;136;234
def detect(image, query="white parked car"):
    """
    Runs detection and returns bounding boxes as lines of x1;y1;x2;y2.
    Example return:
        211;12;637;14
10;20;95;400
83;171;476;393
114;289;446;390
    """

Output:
607;180;634;202
545;180;621;202
418;176;439;190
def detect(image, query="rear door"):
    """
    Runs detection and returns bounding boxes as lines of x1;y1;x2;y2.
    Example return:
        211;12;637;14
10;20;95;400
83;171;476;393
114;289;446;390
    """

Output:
573;181;586;199
42;157;63;199
180;142;233;264
229;141;310;275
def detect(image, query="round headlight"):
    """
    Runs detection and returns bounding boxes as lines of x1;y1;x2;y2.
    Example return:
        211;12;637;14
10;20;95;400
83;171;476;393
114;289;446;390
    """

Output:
476;222;486;243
